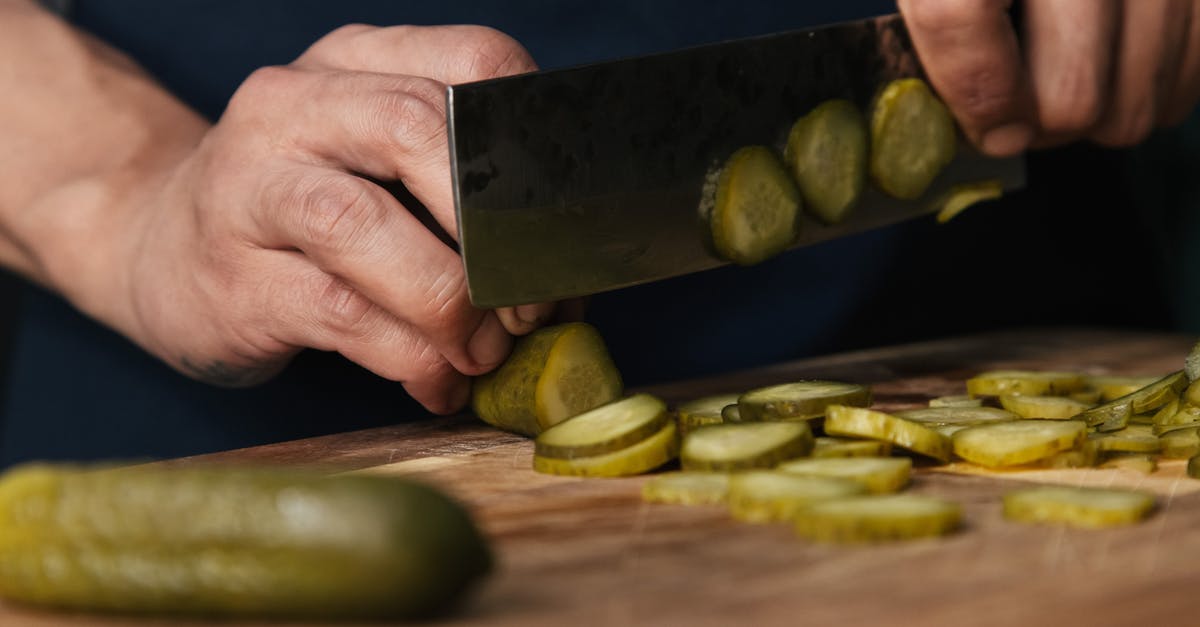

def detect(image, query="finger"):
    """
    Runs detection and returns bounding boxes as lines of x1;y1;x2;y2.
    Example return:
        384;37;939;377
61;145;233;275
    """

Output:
1023;0;1118;138
553;298;589;324
260;249;472;414
231;66;458;241
252;166;512;375
495;302;557;335
1164;1;1200;125
296;24;537;83
898;0;1036;156
1092;0;1192;146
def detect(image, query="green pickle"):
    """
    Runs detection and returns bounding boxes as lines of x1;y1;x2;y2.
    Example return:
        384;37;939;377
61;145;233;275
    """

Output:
0;463;492;619
784;99;868;224
708;145;802;266
869;78;957;200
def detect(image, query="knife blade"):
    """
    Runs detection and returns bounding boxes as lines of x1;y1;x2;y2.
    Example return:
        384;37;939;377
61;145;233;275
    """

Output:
447;13;1025;308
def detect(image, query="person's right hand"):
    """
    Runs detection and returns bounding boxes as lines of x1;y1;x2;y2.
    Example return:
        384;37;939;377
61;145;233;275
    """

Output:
99;25;550;413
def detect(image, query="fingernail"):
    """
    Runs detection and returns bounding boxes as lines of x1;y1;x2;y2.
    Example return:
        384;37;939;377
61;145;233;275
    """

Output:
981;122;1034;157
516;303;547;326
468;314;511;368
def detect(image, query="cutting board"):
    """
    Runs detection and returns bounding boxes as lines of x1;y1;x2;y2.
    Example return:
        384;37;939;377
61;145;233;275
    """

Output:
3;328;1198;627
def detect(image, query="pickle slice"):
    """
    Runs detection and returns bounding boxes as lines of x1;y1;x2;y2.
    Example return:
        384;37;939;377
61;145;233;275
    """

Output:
472;322;622;436
777;457;911;494
642;472;730;506
1185;380;1200;406
680;422;813;471
728;471;865;523
869;78;957;200
0;464;491;619
1034;440;1100;469
1002;486;1156;529
933;179;1004;224
1088;375;1161;402
1129;371;1187;414
966;370;1087;398
1076;398;1133;433
1160;426;1200;459
812;436;892;458
1188;454;1200;479
794;494;961;543
738;381;871;422
1099;454;1157;474
928;395;982;408
709;145;802;266
535;394;670;459
721;404;743;422
824;405;952;462
675;393;739;435
1069;388;1103;405
533;422;678;477
1090;425;1161;454
951;420;1086;467
999;395;1091;420
894;406;1019;427
784;99;868;224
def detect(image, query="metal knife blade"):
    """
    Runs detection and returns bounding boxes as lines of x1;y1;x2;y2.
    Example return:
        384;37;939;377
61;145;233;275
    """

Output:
447;13;1025;308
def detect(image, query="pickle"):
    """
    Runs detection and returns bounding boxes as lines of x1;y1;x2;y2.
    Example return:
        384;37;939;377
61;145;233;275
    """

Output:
1188;454;1200;479
728;471;865;523
1076;398;1133;433
737;381;871;422
533;422;678;477
1159;427;1200;459
472;322;622;437
933;179;1004;224
1129;371;1187;414
1099;454;1157;474
999;395;1091;420
824;405;952;462
951;420;1086;467
1154;403;1200;430
1034;440;1100;469
783;99;868;224
1090;425;1161;454
1185;380;1200;406
793;494;961;543
869;78;957;200
812;436;892;458
928;395;982;408
1002;486;1156;529
966;370;1087;398
777;457;911;494
642;472;730;506
721;403;743;422
0;464;491;619
1088;375;1160;402
534;394;669;459
894;406;1019;428
675;393;739;435
1069;388;1103;405
680;422;813;472
709;145;802;266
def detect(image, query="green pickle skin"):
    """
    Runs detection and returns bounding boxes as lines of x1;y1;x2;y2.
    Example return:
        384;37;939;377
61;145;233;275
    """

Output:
0;464;492;619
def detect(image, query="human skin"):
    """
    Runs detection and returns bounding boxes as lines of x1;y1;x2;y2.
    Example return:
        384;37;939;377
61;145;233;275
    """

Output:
0;0;1196;414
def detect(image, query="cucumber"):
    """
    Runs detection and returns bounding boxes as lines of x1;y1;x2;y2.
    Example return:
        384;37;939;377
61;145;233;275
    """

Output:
793;494;961;543
869;78;957;200
675;393;739;435
680;422;813;471
783;99;868;224
1188;454;1200;479
533;422;678;477
928;395;982;408
951;420;1086;467
737;381;871;422
965;370;1087;398
777;457;911;494
728;471;865;523
812;436;892;458
642;472;730;506
894;406;1019;428
999;395;1091;420
824;405;952;462
0;464;491;619
708;145;802;266
1002;486;1156;529
472;322;622;437
933;179;1004;224
534;394;669;459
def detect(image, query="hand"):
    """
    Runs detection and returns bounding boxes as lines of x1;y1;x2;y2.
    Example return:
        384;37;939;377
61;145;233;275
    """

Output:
112;25;554;413
897;0;1200;154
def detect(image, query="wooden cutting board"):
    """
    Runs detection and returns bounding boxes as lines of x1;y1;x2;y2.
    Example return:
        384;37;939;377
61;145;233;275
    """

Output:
3;328;1198;627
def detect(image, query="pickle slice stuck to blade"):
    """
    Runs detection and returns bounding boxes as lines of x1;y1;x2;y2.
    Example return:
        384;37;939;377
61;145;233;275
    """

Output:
869;78;957;200
933;179;1004;223
784;99;868;224
709;145;802;266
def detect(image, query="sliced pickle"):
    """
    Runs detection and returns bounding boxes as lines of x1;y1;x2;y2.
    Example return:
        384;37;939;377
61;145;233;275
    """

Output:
1002;486;1156;529
680;422;813;472
895;406;1019;427
869;78;957;200
966;371;1087;398
472;322;622;436
737;381;870;422
532;422;678;478
534;394;670;459
928;395;982;408
1129;371;1187;414
933;179;1004;224
784;99;868;224
1033;440;1100;469
727;471;865;523
675;393;739;436
1069;388;1103;405
721;404;743;422
999;395;1091;420
1090;425;1161;454
1088;375;1161;402
641;472;730;506
1099;454;1157;474
794;494;961;543
824;406;951;462
709;146;802;266
812;437;893;459
1160;427;1200;459
951;420;1086;467
1188;454;1200;479
777;457;911;494
1076;398;1133;433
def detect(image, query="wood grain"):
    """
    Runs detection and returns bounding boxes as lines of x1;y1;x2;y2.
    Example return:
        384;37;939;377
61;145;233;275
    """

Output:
2;328;1197;627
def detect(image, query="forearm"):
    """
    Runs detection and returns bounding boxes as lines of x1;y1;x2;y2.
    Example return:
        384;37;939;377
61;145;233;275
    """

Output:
0;0;208;321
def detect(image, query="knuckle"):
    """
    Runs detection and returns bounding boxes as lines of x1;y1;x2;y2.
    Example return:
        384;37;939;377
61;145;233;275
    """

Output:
300;24;376;64
946;67;1017;121
315;276;376;333
291;176;382;254
371;86;446;158
231;66;298;110
453;26;537;81
1038;68;1106;133
417;268;472;340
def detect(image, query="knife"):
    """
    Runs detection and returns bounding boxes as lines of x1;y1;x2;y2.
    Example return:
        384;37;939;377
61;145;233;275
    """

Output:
447;13;1025;308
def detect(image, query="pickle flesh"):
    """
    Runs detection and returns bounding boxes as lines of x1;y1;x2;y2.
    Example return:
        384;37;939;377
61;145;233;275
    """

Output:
737;381;871;422
999;395;1091;420
824;405;952;462
533;422;679;477
709;145;802;266
642;472;730;506
928;395;982;408
1099;454;1157;474
794;494;961;543
869;78;957;200
784;99;868;224
1002;486;1156;529
675;393;739;435
951;420;1086;467
1088;375;1161;402
728;471;865;523
894;406;1019;427
680;422;813;471
1090;426;1161;454
777;457;911;494
933;179;1004;224
535;394;669;460
966;370;1087;398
